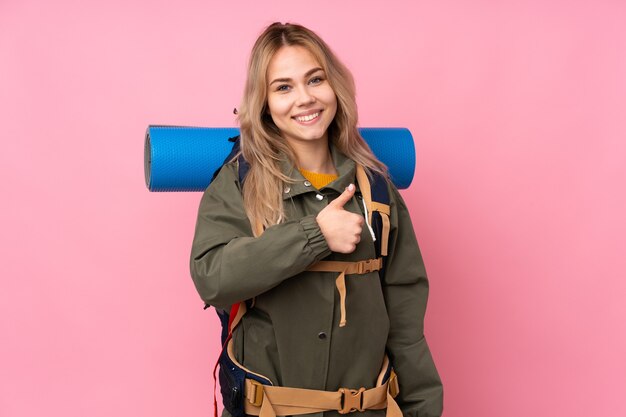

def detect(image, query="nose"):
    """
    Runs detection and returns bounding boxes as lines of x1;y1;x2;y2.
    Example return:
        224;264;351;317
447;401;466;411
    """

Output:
295;85;315;106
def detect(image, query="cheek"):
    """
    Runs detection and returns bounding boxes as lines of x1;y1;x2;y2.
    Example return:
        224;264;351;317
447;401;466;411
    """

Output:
325;91;338;119
267;96;290;120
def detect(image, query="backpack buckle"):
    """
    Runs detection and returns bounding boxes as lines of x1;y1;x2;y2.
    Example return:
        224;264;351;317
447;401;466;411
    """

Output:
338;387;365;414
247;379;264;407
357;258;379;274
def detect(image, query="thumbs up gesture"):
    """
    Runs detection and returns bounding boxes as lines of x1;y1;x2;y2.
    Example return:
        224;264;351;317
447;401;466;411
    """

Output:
316;184;364;254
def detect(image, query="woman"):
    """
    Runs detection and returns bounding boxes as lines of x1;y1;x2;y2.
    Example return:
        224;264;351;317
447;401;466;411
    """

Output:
190;22;443;417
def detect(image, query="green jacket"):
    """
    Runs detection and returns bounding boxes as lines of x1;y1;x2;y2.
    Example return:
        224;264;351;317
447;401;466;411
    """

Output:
190;145;443;417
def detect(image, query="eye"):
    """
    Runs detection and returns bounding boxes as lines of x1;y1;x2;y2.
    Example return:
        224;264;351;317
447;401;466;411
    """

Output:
276;84;291;92
309;76;323;85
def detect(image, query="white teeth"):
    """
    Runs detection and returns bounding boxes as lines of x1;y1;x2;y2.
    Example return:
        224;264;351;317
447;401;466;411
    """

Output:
295;112;319;122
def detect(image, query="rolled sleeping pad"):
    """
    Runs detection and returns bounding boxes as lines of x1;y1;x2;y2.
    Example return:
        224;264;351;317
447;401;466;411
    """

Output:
144;125;416;191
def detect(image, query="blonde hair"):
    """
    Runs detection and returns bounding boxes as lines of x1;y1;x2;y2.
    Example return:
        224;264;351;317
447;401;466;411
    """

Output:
237;22;387;231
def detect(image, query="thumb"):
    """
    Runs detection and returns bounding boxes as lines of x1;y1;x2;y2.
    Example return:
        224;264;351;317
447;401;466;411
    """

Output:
329;183;356;209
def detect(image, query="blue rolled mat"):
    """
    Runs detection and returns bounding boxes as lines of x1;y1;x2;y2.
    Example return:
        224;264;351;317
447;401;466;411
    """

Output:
144;125;415;191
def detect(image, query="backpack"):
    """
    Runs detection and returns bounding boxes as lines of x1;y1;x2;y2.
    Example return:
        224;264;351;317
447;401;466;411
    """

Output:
207;135;392;417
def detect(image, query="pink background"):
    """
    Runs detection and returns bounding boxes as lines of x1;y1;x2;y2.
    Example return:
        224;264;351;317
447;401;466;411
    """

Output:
1;0;625;416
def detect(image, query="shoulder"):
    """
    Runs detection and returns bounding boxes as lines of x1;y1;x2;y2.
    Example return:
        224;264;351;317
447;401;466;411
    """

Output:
384;179;414;232
387;181;407;207
199;159;244;208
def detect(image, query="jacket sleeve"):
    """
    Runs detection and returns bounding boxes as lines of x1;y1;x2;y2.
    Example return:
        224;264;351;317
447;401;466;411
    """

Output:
383;184;444;417
189;162;332;310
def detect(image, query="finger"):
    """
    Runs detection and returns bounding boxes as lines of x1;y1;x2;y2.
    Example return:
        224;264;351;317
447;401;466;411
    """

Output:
347;212;364;227
328;184;356;209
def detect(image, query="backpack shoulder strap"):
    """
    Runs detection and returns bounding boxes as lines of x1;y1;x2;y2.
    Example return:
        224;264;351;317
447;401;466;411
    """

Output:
210;135;251;185
209;136;259;235
355;165;391;259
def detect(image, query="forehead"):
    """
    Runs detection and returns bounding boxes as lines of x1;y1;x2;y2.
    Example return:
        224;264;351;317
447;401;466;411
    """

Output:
267;45;322;81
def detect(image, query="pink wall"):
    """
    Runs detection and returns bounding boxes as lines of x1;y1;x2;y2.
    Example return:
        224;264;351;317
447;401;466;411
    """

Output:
1;1;625;416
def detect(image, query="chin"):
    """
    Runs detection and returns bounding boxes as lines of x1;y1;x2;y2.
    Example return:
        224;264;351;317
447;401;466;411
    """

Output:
298;126;330;140
301;132;327;142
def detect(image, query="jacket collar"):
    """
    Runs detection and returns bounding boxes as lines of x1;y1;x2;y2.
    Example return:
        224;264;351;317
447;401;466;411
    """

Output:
280;143;356;200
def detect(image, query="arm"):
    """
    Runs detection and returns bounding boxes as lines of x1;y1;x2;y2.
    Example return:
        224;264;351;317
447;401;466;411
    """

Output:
383;185;444;417
189;162;331;310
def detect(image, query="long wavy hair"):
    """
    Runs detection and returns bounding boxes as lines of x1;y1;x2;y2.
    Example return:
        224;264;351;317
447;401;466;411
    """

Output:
237;22;387;232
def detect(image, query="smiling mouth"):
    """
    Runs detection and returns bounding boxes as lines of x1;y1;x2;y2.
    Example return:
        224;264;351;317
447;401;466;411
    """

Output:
294;111;321;123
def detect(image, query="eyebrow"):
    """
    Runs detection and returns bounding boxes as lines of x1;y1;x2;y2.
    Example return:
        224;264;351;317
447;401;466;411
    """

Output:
269;67;324;86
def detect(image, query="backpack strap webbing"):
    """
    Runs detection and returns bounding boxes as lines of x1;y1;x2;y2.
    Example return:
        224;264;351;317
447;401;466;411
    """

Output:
242;355;400;417
307;258;383;327
224;302;275;382
355;165;391;257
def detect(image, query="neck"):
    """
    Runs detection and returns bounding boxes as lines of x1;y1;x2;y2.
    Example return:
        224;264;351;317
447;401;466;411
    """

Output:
289;138;337;174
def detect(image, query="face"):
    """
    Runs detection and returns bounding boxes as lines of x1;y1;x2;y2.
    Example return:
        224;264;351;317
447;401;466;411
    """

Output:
266;45;338;148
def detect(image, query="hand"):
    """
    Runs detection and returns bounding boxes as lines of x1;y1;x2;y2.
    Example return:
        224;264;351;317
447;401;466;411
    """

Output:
316;184;364;253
